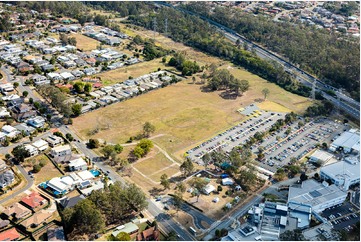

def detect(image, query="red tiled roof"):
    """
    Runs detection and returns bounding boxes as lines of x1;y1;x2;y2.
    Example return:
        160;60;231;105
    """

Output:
0;228;20;241
21;192;46;209
93;83;102;88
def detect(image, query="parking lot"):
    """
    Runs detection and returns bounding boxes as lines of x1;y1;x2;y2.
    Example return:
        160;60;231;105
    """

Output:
186;110;286;164
321;202;360;231
252;118;347;172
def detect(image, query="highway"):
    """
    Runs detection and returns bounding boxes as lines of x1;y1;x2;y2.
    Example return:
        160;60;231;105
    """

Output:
157;2;360;120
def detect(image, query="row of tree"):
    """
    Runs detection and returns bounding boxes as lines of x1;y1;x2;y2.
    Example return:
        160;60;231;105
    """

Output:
168;52;200;76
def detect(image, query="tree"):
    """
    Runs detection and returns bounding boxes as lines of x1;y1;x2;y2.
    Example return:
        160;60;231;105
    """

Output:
175;182;186;193
101;145;116;159
5;154;11;161
188;177;208;202
72;104;82;117
180;157;194;176
73;82;85;93
300;173;308;181
280;229;306;241
202;153;211;170
133;146;145;159
88;139;100;149
114;144;123;153
84;83;92;93
13;82;19;89
143;122;155;137
33;164;42;173
22;91;28;97
12;145;30;163
160;173;170;190
238;168;257;191
262;88;270;100
64;199;105;236
65;133;74;141
109;232;131;241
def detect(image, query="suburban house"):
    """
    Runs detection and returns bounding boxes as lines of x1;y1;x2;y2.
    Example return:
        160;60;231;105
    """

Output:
0;218;10;229
112;222;139;238
1;125;20;139
14;123;36;136
50;145;72;159
2;203;32;220
47;226;65;241
0;228;21;241
11;103;36;121
68;158;88;171
31;74;50;86
20;210;53;229
136;226;160;241
45;135;63;147
0;83;14;93
21;192;47;210
0;159;7;172
27;116;46;128
58;194;86;209
0;170;15;188
0;107;10;118
203;184;216;195
31;139;49;152
46;72;63;81
24;144;38;157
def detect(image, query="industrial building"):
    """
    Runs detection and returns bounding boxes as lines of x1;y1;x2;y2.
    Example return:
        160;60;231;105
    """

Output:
287;179;347;213
309;149;334;164
320;157;360;191
330;130;360;153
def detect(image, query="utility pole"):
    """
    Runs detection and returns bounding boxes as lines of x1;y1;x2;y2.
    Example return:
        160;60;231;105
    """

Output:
164;18;168;37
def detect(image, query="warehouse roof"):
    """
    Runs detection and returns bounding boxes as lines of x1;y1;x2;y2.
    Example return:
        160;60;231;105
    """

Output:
331;131;360;151
321;160;360;182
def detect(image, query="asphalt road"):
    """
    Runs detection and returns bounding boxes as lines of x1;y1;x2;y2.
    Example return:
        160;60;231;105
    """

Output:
0;164;34;204
59;126;196;241
180;202;216;230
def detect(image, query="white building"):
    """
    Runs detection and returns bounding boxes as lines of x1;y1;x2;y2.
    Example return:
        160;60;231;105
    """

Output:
24;144;38;157
1;125;20;139
68;158;87;171
222;178;234;186
0;83;14;93
320;158;360;191
309;150;334;164
330;130;360;153
27;116;46;128
0;107;10;118
50;145;72;158
203;184;215;195
77;170;95;181
288;179;347;213
32;139;49;152
45;135;63;147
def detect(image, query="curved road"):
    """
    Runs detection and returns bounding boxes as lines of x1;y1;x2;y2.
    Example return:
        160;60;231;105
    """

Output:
0;165;33;204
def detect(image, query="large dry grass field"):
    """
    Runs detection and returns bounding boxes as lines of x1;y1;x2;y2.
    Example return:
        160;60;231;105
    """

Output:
23;155;62;185
72;80;244;160
72;65;311;160
96;57;175;85
69;33;101;51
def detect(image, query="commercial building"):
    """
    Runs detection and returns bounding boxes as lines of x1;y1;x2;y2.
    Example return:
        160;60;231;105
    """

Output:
288;179;347;213
320;158;360;191
330;130;360;153
309;150;334;164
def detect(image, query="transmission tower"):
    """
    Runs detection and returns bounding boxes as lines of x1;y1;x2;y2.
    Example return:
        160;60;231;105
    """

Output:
153;17;157;40
164;18;168;37
310;80;316;100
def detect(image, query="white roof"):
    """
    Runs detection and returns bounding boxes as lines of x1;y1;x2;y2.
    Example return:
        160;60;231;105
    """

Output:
32;139;48;148
48;177;69;192
61;176;75;186
222;178;234;184
321;160;360;182
24;144;37;152
280;216;287;226
310;150;333;162
60;72;74;79
51;145;71;153
69;158;87;168
203;184;216;194
1;125;17;133
77;170;94;181
331;131;360;150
